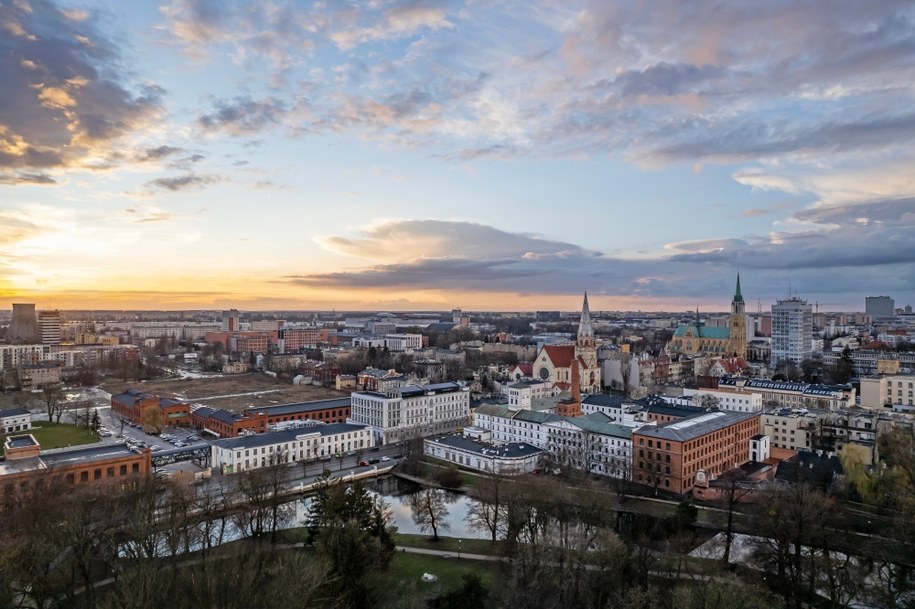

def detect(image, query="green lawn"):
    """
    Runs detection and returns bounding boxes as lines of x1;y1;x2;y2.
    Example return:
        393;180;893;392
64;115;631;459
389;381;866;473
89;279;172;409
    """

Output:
372;551;498;608
1;421;99;455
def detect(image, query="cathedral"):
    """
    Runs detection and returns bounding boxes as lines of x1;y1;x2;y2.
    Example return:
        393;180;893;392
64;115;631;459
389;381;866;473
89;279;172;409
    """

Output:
665;275;748;359
533;293;602;393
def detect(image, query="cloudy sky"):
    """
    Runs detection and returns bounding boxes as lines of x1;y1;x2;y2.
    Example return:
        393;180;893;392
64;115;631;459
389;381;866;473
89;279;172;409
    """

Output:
1;0;914;312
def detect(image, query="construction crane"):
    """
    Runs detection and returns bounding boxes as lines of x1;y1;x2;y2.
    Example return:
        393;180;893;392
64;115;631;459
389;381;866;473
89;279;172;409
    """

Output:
815;302;844;314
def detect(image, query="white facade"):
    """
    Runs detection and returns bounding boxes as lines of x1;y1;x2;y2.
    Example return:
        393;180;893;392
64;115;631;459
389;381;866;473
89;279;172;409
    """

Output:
38;310;61;345
684;388;763;413
771;298;813;366
0;408;31;434
211;423;372;473
473;404;632;479
349;382;471;445
424;434;541;475
384;334;423;351
860;374;915;408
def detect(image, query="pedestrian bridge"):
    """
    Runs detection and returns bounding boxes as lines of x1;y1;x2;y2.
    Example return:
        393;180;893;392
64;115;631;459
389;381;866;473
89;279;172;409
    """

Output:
151;442;211;468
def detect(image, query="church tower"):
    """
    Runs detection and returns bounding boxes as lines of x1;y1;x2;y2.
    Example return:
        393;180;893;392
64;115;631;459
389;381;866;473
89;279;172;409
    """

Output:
727;274;748;359
575;292;600;392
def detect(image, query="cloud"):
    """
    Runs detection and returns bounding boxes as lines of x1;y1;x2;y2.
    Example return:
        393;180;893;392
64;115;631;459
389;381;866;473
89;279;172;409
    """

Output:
197;96;289;135
138;145;185;161
146;173;222;192
290;217;915;302
0;172;57;185
0;0;163;170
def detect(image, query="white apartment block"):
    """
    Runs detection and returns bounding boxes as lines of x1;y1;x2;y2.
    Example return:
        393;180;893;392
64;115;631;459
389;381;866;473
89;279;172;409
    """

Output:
0;344;50;371
211;423;372;473
684;388;763;413
473;404;632;479
860;374;915;408
128;321;221;340
771;298;813;366
349;381;470;445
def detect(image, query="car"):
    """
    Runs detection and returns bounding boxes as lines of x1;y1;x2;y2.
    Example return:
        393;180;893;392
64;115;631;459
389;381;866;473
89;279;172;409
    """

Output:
345;451;356;457
369;458;380;464
320;454;332;461
370;446;380;452
174;441;186;448
150;445;163;452
393;454;404;459
359;460;369;466
380;456;391;462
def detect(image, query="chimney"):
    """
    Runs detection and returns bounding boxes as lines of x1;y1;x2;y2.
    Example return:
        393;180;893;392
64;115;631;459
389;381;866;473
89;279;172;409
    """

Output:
571;359;581;403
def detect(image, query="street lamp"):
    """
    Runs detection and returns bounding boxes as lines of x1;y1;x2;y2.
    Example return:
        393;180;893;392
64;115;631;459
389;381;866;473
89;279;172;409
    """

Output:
458;539;462;559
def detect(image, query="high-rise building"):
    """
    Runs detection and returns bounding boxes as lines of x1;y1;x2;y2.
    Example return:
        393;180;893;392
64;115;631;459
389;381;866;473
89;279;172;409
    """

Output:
770;298;813;368
865;296;895;321
38;310;61;345
9;304;39;344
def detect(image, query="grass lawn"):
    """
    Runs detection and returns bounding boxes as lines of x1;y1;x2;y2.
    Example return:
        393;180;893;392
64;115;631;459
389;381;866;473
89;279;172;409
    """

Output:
1;421;99;455
372;551;498;608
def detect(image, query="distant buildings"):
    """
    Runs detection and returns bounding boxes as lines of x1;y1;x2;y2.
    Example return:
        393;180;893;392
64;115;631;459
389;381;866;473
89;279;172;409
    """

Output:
770;297;813;367
424;428;542;475
865;295;895;321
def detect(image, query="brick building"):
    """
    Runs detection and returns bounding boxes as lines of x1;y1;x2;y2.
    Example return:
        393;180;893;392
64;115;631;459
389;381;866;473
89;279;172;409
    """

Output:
191;398;351;438
111;389;191;428
632;411;760;495
1;435;151;497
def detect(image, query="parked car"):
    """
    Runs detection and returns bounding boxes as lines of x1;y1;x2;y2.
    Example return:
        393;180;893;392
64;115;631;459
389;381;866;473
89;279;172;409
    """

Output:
345;451;356;457
320;454;332;461
381;456;391;462
359;460;369;467
369;458;380;464
370;446;380;452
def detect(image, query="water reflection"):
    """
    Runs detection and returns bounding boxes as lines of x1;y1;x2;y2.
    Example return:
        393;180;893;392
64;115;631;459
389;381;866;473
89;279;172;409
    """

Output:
364;478;484;539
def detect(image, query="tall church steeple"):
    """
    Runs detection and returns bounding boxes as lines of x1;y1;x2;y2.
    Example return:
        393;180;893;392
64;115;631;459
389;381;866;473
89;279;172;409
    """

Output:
731;273;745;315
578;291;593;342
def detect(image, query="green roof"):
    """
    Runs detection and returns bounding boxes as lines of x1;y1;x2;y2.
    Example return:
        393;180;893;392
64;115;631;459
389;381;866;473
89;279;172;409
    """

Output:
672;324;731;339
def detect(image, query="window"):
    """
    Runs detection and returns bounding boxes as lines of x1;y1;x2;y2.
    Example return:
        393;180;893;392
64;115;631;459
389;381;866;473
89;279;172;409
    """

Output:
82;471;90;482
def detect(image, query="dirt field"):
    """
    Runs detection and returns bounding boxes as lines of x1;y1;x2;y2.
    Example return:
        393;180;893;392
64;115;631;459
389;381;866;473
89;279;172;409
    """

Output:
100;373;349;412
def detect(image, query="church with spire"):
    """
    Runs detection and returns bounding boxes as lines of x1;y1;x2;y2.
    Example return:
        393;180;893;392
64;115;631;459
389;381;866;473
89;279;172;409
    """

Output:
665;274;748;360
533;292;602;394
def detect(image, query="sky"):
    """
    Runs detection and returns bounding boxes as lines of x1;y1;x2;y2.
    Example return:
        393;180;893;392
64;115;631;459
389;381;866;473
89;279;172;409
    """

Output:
1;0;914;313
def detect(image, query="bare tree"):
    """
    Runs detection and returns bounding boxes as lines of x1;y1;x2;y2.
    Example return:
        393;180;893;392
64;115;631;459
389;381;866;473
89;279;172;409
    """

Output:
40;384;66;423
410;488;450;541
466;474;507;542
717;467;751;565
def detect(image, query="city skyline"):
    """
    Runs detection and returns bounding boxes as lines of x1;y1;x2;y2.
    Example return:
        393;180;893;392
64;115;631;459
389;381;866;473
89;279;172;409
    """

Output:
2;1;914;311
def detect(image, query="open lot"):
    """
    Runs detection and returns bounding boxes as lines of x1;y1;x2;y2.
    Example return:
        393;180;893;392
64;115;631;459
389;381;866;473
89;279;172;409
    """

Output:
101;373;349;412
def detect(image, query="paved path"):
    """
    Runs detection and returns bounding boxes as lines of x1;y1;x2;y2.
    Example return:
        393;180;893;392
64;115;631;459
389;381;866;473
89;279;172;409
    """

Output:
396;545;501;562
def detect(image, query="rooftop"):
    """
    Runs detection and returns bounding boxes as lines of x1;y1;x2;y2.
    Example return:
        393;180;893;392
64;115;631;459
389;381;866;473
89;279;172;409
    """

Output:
635;411;759;442
213;423;368;451
245;397;351;417
40;443;142;467
428;434;541;459
0;407;30;418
